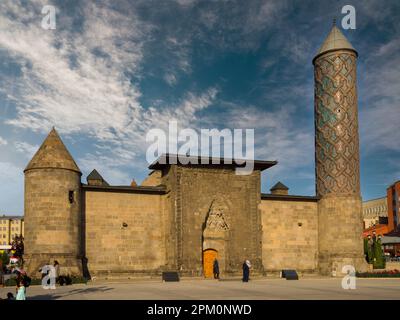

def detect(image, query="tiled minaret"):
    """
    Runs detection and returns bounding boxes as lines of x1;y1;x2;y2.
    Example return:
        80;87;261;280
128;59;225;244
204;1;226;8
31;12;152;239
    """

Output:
313;23;368;275
24;128;83;276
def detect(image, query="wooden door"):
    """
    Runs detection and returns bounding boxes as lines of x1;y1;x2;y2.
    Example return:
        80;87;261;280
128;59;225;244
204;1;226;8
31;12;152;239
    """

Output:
203;249;218;278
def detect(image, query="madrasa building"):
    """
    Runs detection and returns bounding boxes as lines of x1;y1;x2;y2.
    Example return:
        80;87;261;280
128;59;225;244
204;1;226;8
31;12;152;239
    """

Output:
23;24;369;279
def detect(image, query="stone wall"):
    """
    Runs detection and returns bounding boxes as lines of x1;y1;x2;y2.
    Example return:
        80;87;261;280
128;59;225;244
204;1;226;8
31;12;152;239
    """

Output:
260;198;319;274
318;195;367;275
162;165;263;277
84;190;166;276
24;168;82;276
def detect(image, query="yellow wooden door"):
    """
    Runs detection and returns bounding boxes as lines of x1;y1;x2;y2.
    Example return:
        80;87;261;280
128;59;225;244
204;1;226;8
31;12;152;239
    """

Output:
203;249;218;278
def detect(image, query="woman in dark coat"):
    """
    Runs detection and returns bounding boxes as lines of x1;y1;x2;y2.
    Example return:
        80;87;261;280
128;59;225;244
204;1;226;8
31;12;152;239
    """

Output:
242;260;250;282
213;259;220;279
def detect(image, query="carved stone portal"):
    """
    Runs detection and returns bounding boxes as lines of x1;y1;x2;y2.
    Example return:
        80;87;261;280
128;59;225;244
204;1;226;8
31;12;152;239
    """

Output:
205;199;230;231
202;198;230;277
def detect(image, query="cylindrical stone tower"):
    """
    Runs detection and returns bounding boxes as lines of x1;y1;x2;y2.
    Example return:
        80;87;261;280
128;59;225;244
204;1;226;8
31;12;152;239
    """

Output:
313;24;368;275
24;128;83;277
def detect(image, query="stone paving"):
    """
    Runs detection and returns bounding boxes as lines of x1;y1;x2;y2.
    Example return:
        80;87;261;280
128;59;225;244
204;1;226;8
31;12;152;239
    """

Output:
1;278;400;300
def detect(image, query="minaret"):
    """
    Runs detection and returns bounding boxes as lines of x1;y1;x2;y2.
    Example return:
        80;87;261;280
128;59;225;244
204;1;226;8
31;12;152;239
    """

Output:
313;23;367;275
24;128;83;276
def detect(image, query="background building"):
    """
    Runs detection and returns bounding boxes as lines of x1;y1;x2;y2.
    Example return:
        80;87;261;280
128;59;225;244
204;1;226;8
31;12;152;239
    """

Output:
361;181;400;238
362;197;388;234
360;184;400;257
387;181;400;232
0;215;24;245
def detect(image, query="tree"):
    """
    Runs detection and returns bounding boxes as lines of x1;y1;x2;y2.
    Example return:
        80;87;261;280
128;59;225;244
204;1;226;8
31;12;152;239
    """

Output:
364;238;368;262
373;236;386;269
364;236;374;263
11;235;24;258
1;250;9;267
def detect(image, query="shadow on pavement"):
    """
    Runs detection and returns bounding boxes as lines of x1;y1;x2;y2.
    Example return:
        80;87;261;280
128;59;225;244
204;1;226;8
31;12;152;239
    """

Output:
28;286;114;300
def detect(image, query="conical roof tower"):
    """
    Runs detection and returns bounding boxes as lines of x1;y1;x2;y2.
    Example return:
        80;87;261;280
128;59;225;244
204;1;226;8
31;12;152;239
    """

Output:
313;23;357;63
24;127;81;174
24;127;83;277
313;22;368;275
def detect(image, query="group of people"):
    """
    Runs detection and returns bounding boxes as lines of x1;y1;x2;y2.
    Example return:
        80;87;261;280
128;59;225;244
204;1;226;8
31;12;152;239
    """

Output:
0;260;60;300
212;259;252;282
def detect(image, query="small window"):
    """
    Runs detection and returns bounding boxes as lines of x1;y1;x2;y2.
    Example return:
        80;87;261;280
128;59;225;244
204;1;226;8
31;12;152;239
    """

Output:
68;190;75;204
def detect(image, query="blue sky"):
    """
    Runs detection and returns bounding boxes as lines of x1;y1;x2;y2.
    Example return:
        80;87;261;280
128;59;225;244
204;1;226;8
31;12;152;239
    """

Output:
0;0;399;215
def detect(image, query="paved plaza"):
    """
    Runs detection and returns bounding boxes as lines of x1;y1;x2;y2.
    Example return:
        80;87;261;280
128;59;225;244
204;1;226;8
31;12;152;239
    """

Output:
1;278;399;300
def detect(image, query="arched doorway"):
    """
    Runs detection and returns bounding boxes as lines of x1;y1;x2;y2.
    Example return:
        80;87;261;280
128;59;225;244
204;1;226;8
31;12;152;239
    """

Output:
202;198;230;278
203;249;218;278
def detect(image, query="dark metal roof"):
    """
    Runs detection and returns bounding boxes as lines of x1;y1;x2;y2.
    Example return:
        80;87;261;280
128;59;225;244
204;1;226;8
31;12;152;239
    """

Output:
385;228;400;238
87;169;103;180
87;169;109;186
261;193;320;202
82;184;167;194
270;181;289;191
148;154;277;171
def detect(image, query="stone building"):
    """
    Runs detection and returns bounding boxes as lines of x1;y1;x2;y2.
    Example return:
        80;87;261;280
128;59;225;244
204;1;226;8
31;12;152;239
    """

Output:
362;197;388;229
23;24;369;278
361;181;400;238
0;215;24;246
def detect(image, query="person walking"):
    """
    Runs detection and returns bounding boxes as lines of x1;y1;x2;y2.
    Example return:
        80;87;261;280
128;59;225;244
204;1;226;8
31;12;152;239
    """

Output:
213;259;220;279
242;259;251;282
54;260;60;284
39;264;48;280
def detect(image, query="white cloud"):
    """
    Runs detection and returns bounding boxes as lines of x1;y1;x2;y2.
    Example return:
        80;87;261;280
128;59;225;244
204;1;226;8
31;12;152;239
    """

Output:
164;73;177;86
201;101;314;180
0;1;146;138
174;0;197;7
359;37;400;153
0;136;7;146
0;0;398;203
0;1;218;184
14;141;39;158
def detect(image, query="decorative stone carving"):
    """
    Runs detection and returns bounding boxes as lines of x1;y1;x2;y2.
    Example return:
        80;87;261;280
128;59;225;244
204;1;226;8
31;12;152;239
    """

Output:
205;199;229;231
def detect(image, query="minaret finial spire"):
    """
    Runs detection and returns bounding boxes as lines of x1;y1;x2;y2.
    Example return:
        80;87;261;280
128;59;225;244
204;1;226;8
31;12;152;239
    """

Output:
332;17;337;26
313;17;357;62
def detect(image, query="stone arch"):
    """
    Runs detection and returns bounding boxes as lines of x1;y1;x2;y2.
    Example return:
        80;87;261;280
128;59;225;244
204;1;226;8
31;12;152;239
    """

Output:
202;198;230;277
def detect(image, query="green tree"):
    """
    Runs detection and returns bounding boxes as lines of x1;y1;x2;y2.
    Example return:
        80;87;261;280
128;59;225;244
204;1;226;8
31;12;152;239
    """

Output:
1;251;9;266
373;237;386;269
364;236;374;264
363;238;369;262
